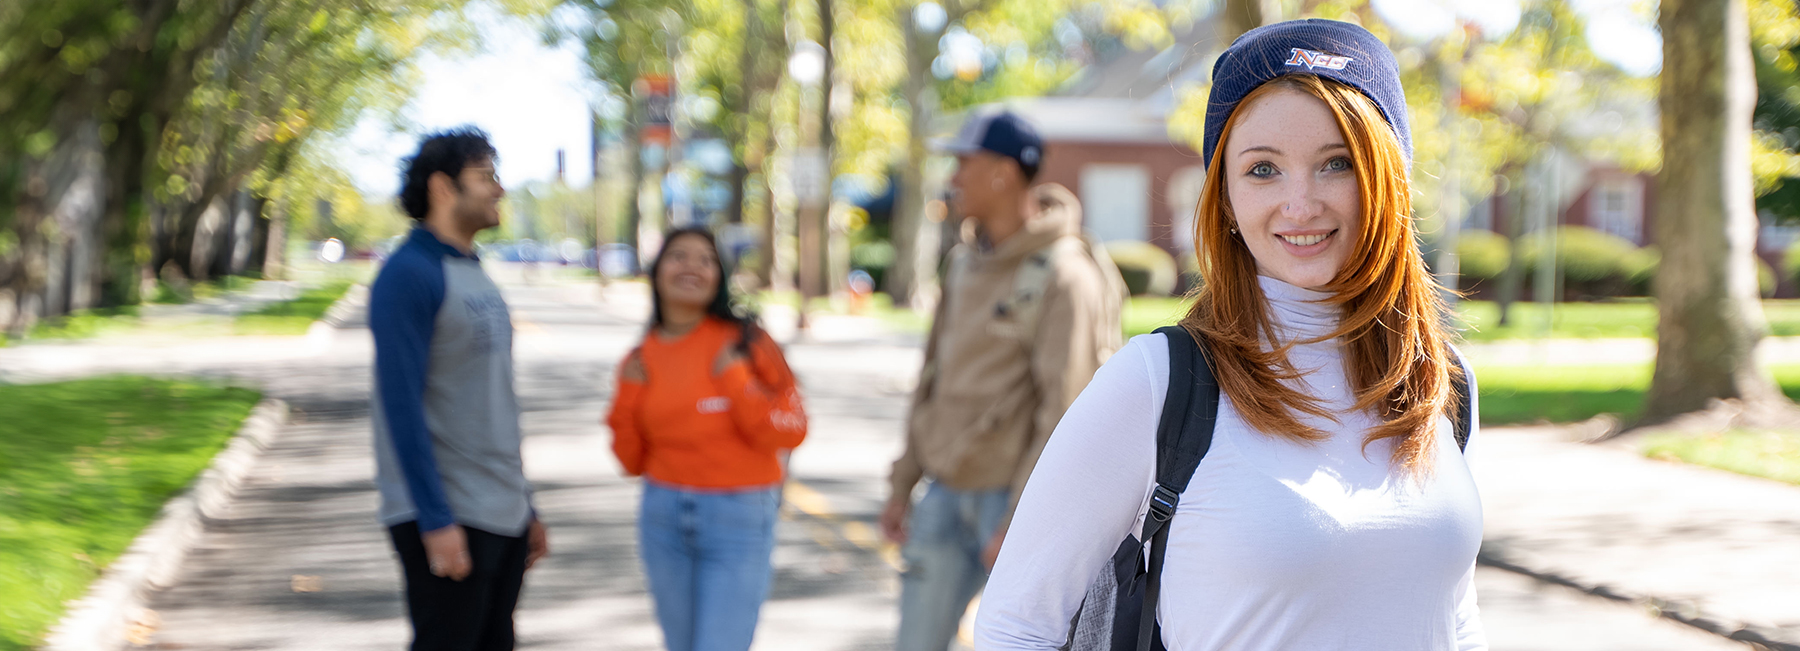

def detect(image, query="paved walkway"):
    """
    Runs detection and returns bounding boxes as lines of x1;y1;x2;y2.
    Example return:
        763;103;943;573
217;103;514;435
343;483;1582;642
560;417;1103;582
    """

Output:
1477;426;1800;648
1457;335;1800;367
2;269;1783;650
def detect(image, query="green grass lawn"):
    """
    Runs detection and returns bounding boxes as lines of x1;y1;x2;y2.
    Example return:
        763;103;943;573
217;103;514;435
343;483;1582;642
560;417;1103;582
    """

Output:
151;275;260;305
1456;299;1800;340
231;281;353;335
1643;429;1800;486
25;306;145;341
1474;363;1800;425
1123;297;1800;341
1124;296;1189;337
0;377;262;651
23;281;353;341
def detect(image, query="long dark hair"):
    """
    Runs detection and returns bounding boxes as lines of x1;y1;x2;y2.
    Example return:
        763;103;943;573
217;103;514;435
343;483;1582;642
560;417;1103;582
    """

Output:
648;227;760;354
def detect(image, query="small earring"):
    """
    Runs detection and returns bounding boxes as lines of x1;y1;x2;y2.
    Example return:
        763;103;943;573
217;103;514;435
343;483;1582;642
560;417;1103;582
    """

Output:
1228;225;1239;234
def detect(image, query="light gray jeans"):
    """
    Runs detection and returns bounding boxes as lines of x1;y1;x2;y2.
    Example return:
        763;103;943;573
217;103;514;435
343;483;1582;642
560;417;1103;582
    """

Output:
897;481;1010;651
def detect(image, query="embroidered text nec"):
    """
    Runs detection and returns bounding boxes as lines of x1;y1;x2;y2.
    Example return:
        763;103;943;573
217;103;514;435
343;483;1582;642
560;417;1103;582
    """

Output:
1285;48;1352;71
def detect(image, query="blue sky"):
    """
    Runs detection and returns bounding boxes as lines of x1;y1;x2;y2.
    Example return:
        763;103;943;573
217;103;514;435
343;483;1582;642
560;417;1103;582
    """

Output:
338;5;597;197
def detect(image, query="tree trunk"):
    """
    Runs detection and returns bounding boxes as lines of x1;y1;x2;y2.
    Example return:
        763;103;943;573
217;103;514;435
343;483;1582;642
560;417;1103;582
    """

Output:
161;193;214;282
188;197;227;283
1641;0;1788;423
97;119;155;307
730;0;761;227
622;118;645;253
263;198;288;281
814;0;837;298
210;190;247;279
753;129;777;287
1495;165;1525;325
886;3;935;307
8;167;50;334
247;194;270;276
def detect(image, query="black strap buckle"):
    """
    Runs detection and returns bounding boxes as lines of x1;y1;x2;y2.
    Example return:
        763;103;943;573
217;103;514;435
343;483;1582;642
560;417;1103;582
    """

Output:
1148;484;1180;522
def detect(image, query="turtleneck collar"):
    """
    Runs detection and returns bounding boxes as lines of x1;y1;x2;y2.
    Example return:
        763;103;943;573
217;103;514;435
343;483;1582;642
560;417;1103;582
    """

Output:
1258;275;1340;342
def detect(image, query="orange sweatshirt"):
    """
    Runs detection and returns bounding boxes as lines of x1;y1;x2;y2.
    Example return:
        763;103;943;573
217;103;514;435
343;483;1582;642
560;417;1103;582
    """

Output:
607;317;807;489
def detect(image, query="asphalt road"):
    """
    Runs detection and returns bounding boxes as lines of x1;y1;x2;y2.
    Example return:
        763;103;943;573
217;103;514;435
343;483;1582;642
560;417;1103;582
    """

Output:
77;267;1750;650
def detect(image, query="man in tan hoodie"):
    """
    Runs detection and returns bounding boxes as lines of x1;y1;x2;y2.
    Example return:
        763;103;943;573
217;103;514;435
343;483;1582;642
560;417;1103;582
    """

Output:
880;110;1126;651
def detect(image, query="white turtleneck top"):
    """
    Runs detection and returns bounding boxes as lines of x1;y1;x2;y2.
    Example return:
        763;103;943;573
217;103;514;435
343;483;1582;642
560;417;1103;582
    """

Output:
974;276;1486;651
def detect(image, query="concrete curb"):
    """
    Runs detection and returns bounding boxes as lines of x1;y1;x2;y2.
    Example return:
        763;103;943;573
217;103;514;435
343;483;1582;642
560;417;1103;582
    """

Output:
1478;545;1799;651
319;283;368;329
40;397;291;651
305;283;367;353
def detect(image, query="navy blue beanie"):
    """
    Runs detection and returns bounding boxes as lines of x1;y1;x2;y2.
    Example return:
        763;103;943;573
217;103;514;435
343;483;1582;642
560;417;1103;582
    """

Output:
1203;19;1412;170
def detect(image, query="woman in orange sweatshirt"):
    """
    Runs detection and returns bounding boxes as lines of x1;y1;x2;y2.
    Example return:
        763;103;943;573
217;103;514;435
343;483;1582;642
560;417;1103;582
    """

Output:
606;227;807;651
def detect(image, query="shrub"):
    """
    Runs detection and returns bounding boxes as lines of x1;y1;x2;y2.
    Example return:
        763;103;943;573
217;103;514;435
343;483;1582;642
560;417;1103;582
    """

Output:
1623;246;1660;296
1510;225;1670;297
1455;230;1511;282
1103;240;1179;296
1516;226;1638;284
1760;257;1778;298
1787;239;1800;290
1177;249;1203;295
1617;247;1777;297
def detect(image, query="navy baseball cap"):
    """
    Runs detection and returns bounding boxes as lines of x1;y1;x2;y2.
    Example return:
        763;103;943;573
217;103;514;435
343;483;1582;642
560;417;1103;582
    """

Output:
934;110;1044;180
1204;19;1412;170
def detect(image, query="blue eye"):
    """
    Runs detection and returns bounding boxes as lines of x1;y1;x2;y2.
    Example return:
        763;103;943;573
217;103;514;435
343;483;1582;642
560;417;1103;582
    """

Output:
1249;162;1276;178
1324;157;1351;172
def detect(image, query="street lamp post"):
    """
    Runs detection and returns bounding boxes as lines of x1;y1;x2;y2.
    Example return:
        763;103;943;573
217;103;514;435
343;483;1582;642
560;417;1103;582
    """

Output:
789;32;833;331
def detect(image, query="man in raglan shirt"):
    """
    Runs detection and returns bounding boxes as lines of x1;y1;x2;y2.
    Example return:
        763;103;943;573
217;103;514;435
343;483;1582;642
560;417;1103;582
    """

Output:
370;127;548;651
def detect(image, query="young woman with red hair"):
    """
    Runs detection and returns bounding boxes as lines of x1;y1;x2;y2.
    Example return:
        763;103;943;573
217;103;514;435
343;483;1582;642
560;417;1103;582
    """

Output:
976;20;1485;650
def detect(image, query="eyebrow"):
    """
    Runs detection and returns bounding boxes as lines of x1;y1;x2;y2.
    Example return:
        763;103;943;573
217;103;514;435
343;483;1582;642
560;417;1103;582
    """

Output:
1236;143;1350;157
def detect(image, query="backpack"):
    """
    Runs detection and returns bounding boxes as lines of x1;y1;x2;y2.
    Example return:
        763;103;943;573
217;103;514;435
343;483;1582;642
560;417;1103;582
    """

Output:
1061;325;1473;651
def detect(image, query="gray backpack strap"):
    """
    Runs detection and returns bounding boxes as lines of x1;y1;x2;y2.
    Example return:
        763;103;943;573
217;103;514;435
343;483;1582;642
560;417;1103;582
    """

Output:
1448;344;1473;452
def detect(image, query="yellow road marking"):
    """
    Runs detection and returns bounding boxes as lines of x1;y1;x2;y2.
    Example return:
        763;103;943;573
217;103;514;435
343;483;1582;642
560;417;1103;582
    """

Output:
784;480;977;644
784;480;904;571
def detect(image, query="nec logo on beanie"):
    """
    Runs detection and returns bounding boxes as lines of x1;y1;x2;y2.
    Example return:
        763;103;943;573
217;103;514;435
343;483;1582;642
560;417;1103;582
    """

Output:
1286;48;1353;71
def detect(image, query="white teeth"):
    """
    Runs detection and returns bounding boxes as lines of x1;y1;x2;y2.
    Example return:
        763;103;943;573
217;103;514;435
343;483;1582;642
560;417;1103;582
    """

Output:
1280;233;1329;246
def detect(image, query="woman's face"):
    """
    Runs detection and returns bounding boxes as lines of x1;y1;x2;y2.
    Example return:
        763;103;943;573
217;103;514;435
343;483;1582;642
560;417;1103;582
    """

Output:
1223;87;1363;290
656;234;720;312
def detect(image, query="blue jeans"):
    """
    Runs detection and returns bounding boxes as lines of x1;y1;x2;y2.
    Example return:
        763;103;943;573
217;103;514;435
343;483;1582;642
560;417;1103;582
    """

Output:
639;481;782;651
897;482;1010;651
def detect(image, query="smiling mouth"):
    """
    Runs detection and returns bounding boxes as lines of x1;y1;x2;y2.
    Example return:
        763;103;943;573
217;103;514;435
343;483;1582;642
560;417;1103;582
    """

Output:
1278;231;1336;247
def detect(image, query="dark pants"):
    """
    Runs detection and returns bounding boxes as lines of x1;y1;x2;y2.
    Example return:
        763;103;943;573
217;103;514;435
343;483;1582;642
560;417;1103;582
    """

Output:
389;521;529;651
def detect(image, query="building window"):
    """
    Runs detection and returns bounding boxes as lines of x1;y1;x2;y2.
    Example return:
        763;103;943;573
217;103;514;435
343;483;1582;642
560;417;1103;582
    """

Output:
1590;176;1643;244
1080;163;1150;242
1167;166;1206;252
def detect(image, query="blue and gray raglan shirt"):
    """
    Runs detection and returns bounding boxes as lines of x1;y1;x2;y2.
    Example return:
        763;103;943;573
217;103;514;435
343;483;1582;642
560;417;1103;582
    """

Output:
370;226;533;537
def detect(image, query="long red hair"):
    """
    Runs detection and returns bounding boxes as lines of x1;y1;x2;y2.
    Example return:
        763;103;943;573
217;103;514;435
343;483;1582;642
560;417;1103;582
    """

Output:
1182;74;1460;474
